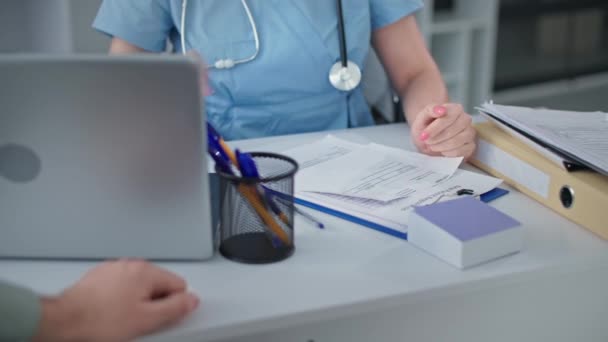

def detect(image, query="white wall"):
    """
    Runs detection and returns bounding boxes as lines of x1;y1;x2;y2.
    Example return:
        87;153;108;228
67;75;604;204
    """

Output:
68;0;108;53
0;0;108;54
27;0;72;53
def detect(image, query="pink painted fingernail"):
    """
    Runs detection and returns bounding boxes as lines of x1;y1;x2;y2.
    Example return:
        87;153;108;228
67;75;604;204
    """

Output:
433;105;447;116
189;296;200;311
420;132;429;141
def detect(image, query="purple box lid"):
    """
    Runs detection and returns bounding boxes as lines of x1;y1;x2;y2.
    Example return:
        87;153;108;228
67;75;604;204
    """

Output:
413;197;521;242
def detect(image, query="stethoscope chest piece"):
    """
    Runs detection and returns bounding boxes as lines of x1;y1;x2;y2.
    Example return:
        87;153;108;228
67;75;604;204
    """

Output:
329;60;362;92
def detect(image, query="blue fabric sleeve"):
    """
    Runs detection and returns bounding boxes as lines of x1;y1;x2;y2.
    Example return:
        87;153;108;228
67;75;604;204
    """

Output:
370;0;424;30
93;0;174;52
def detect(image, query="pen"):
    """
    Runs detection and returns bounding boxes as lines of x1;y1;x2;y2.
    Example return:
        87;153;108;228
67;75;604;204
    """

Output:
236;150;291;226
238;150;324;229
209;143;288;246
262;187;326;230
294;206;325;229
207;128;232;171
207;122;238;166
207;124;290;246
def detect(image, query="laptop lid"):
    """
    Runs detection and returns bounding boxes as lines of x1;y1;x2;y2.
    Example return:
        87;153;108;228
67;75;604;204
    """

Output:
0;55;213;260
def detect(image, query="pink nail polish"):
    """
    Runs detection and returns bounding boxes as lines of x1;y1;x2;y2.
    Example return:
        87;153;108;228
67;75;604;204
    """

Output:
433;105;447;116
190;296;200;310
420;132;429;141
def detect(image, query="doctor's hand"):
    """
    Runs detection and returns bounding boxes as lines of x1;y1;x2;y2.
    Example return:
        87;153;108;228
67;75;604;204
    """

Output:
186;51;213;97
33;260;199;342
410;104;476;160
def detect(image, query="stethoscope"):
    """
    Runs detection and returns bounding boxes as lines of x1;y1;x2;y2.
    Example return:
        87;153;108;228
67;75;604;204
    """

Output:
180;0;361;91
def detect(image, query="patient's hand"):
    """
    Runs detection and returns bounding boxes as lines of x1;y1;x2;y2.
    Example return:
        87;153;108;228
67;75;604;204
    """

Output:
34;260;199;342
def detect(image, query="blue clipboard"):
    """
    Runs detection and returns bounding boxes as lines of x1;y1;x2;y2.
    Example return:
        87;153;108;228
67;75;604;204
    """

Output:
295;188;510;240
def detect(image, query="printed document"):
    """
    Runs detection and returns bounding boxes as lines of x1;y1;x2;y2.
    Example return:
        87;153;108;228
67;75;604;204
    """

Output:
283;136;502;234
294;136;462;202
480;103;608;175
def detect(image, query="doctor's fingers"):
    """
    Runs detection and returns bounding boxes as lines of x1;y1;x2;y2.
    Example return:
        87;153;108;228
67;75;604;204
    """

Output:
428;125;476;153
421;103;465;140
411;104;447;136
425;112;473;145
440;141;477;160
186;51;212;96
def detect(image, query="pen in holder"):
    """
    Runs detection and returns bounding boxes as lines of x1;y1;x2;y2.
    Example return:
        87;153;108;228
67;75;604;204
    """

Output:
216;152;298;264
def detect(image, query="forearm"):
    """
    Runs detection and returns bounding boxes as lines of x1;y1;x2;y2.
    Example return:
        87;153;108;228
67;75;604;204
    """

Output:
371;15;448;123
33;297;84;342
109;38;147;54
401;66;448;124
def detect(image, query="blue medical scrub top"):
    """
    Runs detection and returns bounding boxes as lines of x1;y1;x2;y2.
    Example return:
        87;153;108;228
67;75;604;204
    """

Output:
94;0;423;140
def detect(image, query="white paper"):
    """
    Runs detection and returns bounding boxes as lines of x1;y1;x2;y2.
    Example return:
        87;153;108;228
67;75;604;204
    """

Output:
283;135;501;234
298;169;503;234
480;103;608;175
478;111;573;170
292;140;462;202
281;135;362;170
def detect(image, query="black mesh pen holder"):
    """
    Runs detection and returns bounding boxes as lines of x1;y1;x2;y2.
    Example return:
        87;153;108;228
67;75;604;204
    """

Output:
216;152;298;264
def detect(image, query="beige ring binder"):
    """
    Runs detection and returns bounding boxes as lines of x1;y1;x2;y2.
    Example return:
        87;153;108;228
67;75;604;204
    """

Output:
471;122;608;240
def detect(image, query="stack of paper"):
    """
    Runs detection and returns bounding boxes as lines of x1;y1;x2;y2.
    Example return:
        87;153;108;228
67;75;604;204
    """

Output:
283;136;503;239
478;103;608;175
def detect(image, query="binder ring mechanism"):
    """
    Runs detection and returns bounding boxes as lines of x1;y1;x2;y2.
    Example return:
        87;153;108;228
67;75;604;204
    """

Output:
559;185;575;209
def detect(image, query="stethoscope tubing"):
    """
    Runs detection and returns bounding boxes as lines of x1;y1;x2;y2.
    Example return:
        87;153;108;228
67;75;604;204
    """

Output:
180;0;361;91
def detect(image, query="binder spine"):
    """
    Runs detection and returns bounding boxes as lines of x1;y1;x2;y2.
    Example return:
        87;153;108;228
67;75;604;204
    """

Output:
472;123;608;241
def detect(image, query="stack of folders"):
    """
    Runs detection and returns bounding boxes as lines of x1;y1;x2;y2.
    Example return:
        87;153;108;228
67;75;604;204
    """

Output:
283;136;504;239
473;103;608;240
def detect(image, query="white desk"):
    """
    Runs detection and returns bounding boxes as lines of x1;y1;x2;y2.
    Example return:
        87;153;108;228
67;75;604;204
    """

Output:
1;124;608;342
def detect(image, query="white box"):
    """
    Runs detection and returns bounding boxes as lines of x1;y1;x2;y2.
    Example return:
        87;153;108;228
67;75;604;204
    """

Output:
408;197;522;269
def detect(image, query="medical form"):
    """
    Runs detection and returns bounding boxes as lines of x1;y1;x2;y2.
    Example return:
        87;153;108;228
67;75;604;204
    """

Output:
284;136;502;234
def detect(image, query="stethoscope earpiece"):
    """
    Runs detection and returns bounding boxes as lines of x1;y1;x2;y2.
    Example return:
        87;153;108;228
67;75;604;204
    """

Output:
214;59;236;69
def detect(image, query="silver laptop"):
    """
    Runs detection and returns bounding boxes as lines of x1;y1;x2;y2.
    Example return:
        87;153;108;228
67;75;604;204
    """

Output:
0;55;214;260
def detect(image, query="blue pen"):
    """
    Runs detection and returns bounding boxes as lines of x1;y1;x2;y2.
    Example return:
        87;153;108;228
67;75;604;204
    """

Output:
236;150;291;225
207;123;292;246
237;150;324;230
208;142;231;174
262;187;326;230
235;150;285;247
211;150;283;247
208;122;239;167
209;127;288;245
207;129;232;170
294;206;325;229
